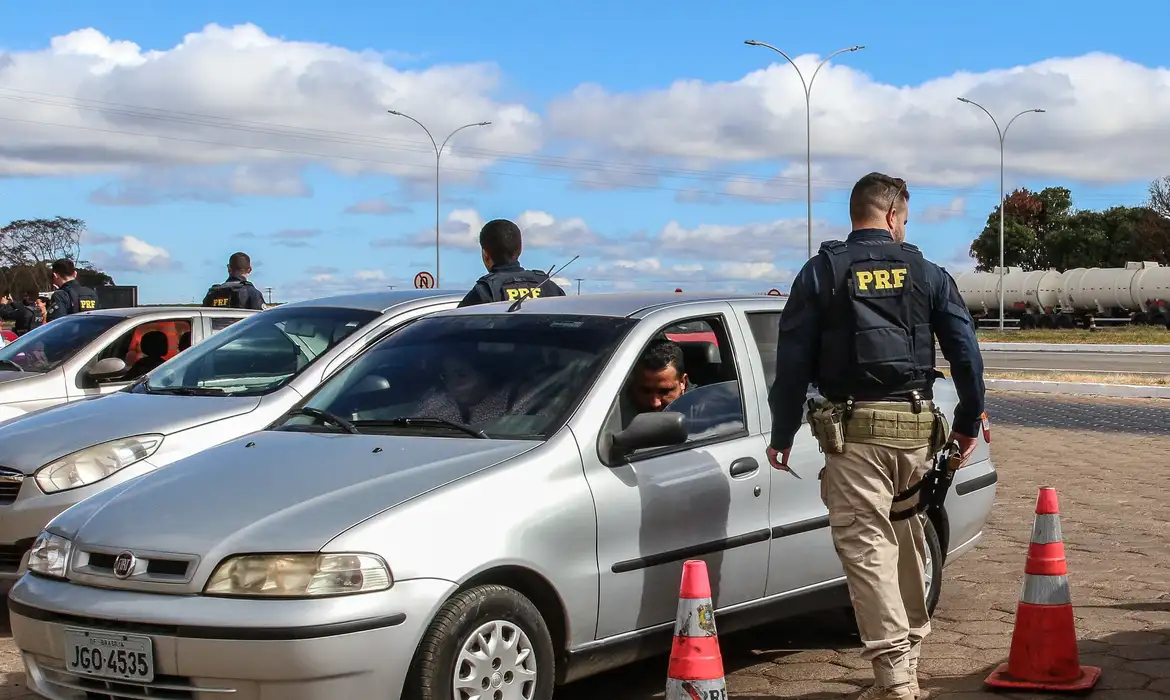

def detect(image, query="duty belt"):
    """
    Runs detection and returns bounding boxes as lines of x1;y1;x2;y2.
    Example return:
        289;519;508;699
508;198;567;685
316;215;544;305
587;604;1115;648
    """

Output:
890;441;964;521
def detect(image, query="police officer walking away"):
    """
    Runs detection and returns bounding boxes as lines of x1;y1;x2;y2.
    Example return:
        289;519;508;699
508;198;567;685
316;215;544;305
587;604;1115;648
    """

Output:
203;252;266;310
765;172;986;700
46;259;100;322
457;219;567;308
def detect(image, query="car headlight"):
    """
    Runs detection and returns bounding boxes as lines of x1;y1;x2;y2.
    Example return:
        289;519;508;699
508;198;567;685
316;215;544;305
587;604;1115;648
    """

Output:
27;531;72;579
35;434;163;494
204;553;393;598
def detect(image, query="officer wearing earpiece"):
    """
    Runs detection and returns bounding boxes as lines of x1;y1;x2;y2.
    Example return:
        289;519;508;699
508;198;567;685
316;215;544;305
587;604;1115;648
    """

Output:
765;172;986;700
203;252;266;310
46;259;100;321
457;219;567;308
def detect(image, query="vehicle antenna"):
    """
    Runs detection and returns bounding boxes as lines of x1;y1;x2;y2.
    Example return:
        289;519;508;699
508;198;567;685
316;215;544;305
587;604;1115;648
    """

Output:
507;255;580;312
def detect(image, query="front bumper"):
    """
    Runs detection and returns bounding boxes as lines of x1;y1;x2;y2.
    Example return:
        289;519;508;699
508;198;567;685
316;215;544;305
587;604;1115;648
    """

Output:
8;573;457;700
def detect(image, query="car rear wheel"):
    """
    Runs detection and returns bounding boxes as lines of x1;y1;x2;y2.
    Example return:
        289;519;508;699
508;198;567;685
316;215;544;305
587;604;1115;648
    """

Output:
403;584;555;700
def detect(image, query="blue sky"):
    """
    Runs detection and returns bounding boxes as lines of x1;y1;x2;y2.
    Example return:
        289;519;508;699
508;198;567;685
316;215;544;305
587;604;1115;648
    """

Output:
1;0;1166;303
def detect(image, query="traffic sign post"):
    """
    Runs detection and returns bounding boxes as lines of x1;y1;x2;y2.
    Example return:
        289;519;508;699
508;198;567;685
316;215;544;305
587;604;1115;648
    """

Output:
414;271;435;289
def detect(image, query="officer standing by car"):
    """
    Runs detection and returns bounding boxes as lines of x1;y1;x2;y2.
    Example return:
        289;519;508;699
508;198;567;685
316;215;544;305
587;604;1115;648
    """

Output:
457;219;567;307
203;252;266;310
46;259;100;322
764;172;986;700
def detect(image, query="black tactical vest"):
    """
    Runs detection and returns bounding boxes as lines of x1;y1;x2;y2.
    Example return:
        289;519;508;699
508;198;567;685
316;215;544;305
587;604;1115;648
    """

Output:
815;239;935;402
67;282;99;313
479;268;562;304
203;279;253;309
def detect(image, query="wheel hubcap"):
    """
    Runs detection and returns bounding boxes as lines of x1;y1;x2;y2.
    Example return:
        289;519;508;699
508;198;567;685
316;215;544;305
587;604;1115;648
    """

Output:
453;619;537;700
921;515;934;598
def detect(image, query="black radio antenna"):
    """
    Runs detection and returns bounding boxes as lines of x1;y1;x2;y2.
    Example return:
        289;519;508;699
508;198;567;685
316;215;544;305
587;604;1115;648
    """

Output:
507;255;580;312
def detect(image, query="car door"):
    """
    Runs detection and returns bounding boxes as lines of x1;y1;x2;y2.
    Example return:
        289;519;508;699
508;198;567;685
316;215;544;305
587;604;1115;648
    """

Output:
583;306;771;640
68;315;199;399
735;303;844;596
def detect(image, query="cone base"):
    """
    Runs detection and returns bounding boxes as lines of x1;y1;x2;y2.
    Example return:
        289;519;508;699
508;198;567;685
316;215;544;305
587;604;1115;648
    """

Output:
984;662;1101;692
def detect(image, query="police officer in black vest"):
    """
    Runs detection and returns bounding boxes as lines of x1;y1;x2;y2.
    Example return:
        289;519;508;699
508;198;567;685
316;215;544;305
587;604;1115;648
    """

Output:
46;259;100;322
203;252;266;310
457;219;567;307
764;172;986;700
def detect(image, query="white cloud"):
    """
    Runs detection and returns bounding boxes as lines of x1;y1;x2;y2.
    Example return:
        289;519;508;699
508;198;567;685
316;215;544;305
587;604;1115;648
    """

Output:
289;265;403;301
0;23;542;187
919;197;967;223
344;197;412;216
375;209;599;251
84;234;177;272
548;52;1170;187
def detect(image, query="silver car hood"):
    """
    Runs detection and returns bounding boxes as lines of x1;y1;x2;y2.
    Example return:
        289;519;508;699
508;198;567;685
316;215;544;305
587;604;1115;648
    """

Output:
0;392;262;473
61;431;538;557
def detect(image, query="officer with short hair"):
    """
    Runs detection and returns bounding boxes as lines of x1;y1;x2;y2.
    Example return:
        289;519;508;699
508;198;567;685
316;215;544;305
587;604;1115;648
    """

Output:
0;291;43;335
457;219;567;308
46;259;100;321
765;172;986;700
203;252;266;310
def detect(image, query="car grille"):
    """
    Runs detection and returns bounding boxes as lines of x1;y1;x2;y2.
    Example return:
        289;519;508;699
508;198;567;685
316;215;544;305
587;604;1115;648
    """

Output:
0;467;24;505
72;546;198;586
0;540;32;573
39;664;233;698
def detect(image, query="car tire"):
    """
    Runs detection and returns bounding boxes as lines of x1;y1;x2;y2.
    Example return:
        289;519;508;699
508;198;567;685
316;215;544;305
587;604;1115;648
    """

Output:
403;584;556;700
838;514;945;631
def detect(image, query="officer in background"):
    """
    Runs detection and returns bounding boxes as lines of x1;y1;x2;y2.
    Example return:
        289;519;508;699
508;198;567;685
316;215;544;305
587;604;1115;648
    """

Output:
0;291;43;335
765;172;986;700
457;219;567;307
46;259;100;322
203;252;266;310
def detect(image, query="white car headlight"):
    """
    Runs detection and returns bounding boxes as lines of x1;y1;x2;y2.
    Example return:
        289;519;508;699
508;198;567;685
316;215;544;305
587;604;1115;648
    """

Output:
204;553;393;598
35;434;163;494
28;531;72;579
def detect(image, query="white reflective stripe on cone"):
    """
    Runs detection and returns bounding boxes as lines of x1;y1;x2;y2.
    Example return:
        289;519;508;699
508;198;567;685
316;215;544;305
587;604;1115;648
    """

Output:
1020;573;1072;606
666;677;728;700
673;597;718;638
1030;513;1063;545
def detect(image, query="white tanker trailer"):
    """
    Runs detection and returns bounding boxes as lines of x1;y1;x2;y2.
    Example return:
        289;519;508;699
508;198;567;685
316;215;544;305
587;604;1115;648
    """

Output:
954;262;1170;329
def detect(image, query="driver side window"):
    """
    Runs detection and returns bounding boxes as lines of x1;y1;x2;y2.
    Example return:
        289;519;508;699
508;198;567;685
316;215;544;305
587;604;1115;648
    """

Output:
88;318;193;384
608;314;748;459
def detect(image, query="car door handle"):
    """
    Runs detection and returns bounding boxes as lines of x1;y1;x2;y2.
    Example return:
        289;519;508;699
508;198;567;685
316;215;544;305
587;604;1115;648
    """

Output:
729;457;759;478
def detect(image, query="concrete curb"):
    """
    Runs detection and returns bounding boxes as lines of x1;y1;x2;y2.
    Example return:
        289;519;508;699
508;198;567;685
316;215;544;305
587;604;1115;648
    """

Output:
974;342;1170;354
986;378;1170;399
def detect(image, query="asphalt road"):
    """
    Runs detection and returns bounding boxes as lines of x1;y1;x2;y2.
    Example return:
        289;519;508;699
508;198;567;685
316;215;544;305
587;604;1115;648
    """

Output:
939;348;1170;376
2;392;1169;699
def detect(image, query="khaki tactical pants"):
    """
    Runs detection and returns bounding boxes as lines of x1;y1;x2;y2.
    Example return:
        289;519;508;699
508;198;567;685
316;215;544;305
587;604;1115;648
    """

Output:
820;435;932;689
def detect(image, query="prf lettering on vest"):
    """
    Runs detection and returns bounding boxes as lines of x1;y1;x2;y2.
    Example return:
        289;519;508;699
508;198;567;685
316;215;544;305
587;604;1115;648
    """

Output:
505;287;542;301
212;297;229;307
854;267;908;292
79;299;96;310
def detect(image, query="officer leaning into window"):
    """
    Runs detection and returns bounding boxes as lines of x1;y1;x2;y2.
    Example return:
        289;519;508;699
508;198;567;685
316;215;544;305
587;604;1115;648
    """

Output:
457;219;567;308
46;259;100;322
203;252;266;310
764;172;986;700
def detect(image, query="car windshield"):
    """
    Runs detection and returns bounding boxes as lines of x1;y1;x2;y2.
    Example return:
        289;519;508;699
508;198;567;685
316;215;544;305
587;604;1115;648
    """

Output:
137;306;381;396
0;314;123;373
275;313;638;439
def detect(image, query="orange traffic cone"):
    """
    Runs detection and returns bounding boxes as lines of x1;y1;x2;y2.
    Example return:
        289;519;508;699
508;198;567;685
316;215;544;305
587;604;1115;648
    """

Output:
985;487;1102;692
666;560;727;700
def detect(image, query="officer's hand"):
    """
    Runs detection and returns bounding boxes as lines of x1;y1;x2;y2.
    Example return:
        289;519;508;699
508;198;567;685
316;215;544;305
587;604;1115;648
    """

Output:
766;446;792;471
949;432;978;466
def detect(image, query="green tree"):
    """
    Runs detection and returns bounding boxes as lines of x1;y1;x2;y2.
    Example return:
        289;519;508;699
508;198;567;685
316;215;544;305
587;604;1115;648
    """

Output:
968;186;1073;271
0;217;114;296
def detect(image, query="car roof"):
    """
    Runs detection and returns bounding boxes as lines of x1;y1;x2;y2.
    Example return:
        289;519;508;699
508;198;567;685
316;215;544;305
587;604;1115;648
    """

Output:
74;306;248;320
438;291;782;319
275;289;464;313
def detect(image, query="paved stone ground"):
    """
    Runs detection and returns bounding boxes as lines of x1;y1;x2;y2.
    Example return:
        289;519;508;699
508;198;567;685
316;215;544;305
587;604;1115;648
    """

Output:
0;392;1167;699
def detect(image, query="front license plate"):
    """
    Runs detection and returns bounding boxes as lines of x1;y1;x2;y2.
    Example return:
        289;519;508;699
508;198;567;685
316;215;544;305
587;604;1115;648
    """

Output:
64;628;155;683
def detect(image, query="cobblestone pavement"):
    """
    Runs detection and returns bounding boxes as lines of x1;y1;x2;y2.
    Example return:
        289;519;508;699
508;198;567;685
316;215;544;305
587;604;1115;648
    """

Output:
0;392;1167;699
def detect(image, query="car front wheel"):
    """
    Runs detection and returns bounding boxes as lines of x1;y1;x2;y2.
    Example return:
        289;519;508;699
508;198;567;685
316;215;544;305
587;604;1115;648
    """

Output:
403;584;555;700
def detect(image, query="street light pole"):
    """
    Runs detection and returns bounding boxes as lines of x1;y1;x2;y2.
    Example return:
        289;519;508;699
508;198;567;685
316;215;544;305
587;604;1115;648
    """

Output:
744;40;865;259
956;98;1045;332
387;110;491;288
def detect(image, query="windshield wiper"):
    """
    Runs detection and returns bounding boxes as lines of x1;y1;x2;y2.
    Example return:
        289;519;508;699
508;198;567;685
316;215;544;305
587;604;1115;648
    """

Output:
352;416;488;439
0;360;24;373
286;406;360;434
144;385;229;396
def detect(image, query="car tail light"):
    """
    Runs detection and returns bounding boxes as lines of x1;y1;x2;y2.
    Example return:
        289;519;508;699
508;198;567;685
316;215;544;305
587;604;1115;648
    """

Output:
981;411;991;443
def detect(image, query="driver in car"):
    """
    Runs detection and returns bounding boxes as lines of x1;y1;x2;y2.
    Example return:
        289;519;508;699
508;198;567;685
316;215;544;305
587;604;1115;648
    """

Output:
627;338;691;414
415;350;511;426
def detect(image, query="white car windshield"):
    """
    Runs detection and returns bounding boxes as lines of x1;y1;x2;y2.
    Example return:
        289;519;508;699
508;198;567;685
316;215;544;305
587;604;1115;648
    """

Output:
0;314;123;373
275;313;639;440
136;306;380;396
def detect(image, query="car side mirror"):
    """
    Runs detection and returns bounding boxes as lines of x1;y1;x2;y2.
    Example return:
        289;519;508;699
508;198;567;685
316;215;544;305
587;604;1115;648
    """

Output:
87;357;128;381
610;410;688;461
